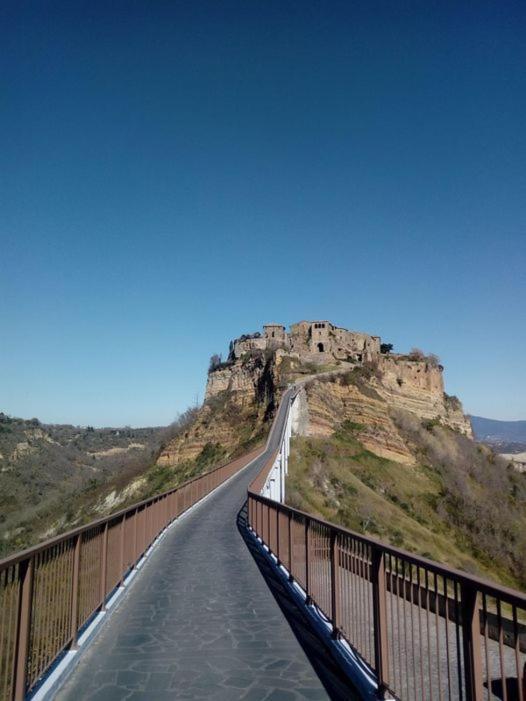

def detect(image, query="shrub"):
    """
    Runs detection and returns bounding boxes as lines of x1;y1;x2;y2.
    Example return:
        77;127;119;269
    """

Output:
408;348;425;361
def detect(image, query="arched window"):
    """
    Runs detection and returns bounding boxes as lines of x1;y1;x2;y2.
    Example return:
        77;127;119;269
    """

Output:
317;342;324;352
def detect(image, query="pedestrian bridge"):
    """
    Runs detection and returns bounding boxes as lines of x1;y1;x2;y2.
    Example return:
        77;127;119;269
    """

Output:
1;388;525;700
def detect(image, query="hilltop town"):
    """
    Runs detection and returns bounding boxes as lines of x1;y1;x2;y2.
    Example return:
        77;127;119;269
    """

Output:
2;319;524;590
204;320;472;441
228;321;381;365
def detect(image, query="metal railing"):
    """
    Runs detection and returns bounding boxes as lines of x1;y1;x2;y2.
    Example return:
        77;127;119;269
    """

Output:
2;383;525;700
247;393;526;700
0;446;262;701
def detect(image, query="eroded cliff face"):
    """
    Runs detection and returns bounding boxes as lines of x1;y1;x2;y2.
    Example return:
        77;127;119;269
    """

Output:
296;357;472;464
157;351;279;467
297;381;416;464
159;323;472;471
376;357;472;437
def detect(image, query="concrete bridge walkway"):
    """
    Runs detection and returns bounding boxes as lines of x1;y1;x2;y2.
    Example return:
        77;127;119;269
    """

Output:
55;446;359;701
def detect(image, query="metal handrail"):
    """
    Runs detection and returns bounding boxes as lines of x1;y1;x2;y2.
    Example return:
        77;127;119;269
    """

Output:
0;447;262;570
1;383;525;701
247;390;526;700
0;444;263;701
248;493;526;612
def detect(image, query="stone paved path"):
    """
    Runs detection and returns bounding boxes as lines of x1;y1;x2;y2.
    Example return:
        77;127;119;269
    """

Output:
56;446;358;700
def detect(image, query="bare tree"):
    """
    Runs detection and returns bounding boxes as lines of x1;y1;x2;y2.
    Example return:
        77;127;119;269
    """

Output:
408;347;425;361
208;354;222;371
427;353;441;367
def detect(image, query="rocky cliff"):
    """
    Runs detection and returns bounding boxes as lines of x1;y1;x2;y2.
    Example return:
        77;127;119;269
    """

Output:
157;321;472;472
157;350;279;467
290;360;471;466
376;356;472;436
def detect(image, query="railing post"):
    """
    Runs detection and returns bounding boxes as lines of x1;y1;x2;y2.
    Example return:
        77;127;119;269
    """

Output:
276;505;280;564
371;546;390;698
69;533;82;649
100;522;108;609
305;517;311;605
288;512;294;581
330;530;340;638
119;514;125;586
13;556;34;701
461;582;483;701
132;507;138;567
143;505;147;553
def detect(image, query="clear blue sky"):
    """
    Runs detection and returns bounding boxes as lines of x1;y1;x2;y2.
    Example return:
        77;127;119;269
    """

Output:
1;1;525;426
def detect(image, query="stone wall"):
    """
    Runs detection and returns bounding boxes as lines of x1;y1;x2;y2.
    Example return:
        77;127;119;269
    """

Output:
288;320;380;363
231;335;267;360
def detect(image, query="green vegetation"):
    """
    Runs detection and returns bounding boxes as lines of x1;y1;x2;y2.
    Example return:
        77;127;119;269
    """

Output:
144;442;228;496
0;390;270;558
278;355;342;386
0;409;202;556
286;418;526;590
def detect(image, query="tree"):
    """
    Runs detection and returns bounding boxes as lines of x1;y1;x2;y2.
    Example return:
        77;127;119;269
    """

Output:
408;347;425;361
427;353;441;367
208;354;222;371
380;343;393;354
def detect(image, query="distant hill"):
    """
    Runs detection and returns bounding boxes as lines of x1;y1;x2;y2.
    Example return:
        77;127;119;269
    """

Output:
0;412;164;556
470;416;526;443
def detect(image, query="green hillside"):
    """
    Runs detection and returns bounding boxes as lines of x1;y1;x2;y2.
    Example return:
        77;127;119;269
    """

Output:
286;416;526;590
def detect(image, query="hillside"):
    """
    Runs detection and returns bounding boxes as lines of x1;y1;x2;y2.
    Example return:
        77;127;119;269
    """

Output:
471;415;526;443
193;320;525;589
282;370;526;590
286;397;526;589
4;319;524;593
0;412;165;555
0;392;269;557
470;415;526;457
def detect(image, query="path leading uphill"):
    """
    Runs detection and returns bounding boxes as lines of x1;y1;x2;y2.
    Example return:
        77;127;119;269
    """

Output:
55;397;358;701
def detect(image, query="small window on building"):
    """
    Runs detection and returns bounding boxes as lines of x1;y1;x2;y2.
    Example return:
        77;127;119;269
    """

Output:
272;332;275;337
317;342;324;352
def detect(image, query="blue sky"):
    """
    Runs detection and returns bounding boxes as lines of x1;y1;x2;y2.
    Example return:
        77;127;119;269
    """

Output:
1;1;525;426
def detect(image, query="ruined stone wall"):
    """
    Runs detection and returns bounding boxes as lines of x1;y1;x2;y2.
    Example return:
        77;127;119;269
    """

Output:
264;324;288;343
231;336;267;360
288;321;380;363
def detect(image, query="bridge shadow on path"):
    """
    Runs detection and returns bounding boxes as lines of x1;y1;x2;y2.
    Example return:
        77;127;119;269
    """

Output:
237;502;362;701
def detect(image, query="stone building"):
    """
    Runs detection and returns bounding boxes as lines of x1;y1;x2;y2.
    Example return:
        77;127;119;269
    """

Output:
228;320;380;365
288;320;380;363
263;324;289;348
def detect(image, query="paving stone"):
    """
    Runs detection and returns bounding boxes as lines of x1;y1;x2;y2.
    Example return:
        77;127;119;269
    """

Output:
115;670;147;689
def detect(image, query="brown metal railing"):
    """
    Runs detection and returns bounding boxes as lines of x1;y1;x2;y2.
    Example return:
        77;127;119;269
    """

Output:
247;489;526;700
0;446;262;701
2;381;525;701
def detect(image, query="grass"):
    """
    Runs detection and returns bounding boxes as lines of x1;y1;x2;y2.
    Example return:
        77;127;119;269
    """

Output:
286;421;523;589
278;355;343;385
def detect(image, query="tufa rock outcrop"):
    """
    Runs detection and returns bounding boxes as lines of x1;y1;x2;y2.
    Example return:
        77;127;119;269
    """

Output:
157;320;472;470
